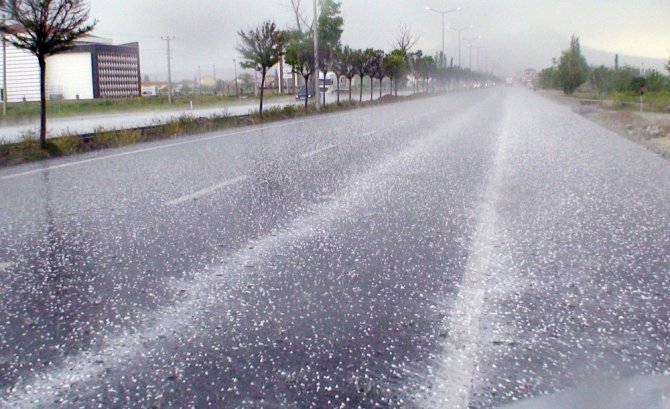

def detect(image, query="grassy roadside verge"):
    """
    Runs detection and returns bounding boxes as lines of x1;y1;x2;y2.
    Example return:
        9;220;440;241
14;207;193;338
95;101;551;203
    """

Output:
562;90;670;113
0;93;429;168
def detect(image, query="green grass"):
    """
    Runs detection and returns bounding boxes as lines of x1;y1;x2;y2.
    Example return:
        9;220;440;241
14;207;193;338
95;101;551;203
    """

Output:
573;91;670;112
0;93;294;120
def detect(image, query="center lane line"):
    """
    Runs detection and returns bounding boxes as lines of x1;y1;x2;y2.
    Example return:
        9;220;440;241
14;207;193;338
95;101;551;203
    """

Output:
300;144;337;159
166;175;248;206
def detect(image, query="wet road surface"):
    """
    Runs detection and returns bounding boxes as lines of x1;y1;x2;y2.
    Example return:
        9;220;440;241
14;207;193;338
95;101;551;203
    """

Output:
0;88;669;408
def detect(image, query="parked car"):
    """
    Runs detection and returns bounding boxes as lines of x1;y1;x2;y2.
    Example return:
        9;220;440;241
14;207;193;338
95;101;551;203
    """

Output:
295;88;313;100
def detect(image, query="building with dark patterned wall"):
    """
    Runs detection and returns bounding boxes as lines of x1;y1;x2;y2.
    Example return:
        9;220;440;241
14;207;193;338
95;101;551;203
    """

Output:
0;36;141;102
85;41;141;99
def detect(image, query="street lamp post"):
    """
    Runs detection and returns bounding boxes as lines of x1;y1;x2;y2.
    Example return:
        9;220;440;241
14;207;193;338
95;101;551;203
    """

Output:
2;13;7;116
464;36;481;70
425;6;460;67
448;25;473;68
313;0;320;110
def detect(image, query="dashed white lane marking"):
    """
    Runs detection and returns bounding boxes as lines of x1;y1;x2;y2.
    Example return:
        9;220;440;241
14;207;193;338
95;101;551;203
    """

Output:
300;144;337;159
0;261;15;272
1;115;457;409
165;175;248;206
361;130;379;137
0;121;308;182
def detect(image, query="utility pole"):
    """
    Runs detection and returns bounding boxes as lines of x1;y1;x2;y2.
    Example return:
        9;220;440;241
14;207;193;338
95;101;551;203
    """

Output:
161;36;175;104
313;0;320;109
2;14;7;116
198;65;202;95
233;59;239;97
279;56;284;94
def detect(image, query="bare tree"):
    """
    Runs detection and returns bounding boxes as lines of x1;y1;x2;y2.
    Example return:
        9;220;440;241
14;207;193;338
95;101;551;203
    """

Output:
0;0;96;149
290;0;311;31
394;24;420;53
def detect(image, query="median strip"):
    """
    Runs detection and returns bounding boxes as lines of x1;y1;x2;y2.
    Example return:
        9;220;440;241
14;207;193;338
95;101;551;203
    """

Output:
166;175;248;206
300;144;337;159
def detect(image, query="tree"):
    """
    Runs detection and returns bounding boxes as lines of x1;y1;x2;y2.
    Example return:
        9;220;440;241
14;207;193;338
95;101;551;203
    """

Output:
556;35;588;95
353;48;373;102
237;20;285;117
238;73;254;94
407;50;424;94
317;0;343;106
645;69;666;92
666;57;670;75
589;65;609;96
394;24;419;53
290;0;310;31
340;45;357;102
368;50;385;100
384;49;407;96
330;45;344;105
420;55;437;92
285;31;315;112
0;0;96;149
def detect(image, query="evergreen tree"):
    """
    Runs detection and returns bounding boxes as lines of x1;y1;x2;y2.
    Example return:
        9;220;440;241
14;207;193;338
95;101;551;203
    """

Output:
557;35;589;95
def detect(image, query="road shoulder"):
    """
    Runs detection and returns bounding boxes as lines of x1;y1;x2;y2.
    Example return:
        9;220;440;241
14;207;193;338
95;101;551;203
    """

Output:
538;90;670;159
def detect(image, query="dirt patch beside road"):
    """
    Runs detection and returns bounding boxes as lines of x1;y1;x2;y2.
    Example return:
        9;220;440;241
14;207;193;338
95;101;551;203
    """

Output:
540;90;670;159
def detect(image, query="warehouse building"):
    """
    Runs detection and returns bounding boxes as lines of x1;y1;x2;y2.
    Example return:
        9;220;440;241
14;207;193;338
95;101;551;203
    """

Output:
0;35;141;102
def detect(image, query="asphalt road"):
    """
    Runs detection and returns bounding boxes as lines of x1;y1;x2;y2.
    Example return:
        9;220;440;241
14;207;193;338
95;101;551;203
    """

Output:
0;87;668;408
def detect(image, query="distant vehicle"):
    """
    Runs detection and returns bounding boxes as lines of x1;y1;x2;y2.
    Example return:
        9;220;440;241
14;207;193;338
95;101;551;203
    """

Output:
506;77;514;87
141;86;158;97
295;88;313;100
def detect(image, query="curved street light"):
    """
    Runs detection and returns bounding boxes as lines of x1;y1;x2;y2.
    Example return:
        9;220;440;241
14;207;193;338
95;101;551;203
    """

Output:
426;6;461;67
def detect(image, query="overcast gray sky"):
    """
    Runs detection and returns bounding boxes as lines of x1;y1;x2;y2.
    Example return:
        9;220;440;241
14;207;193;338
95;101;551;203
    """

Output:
88;0;670;81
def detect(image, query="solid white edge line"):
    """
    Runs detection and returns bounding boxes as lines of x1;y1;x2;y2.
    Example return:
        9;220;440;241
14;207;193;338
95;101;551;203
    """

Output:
165;175;248;206
300;144;337;159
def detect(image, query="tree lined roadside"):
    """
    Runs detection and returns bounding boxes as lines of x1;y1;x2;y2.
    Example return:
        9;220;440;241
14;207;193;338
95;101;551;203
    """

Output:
241;0;494;115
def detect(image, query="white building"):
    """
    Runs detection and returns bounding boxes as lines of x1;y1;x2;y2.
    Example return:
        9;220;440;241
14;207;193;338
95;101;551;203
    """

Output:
0;35;141;102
